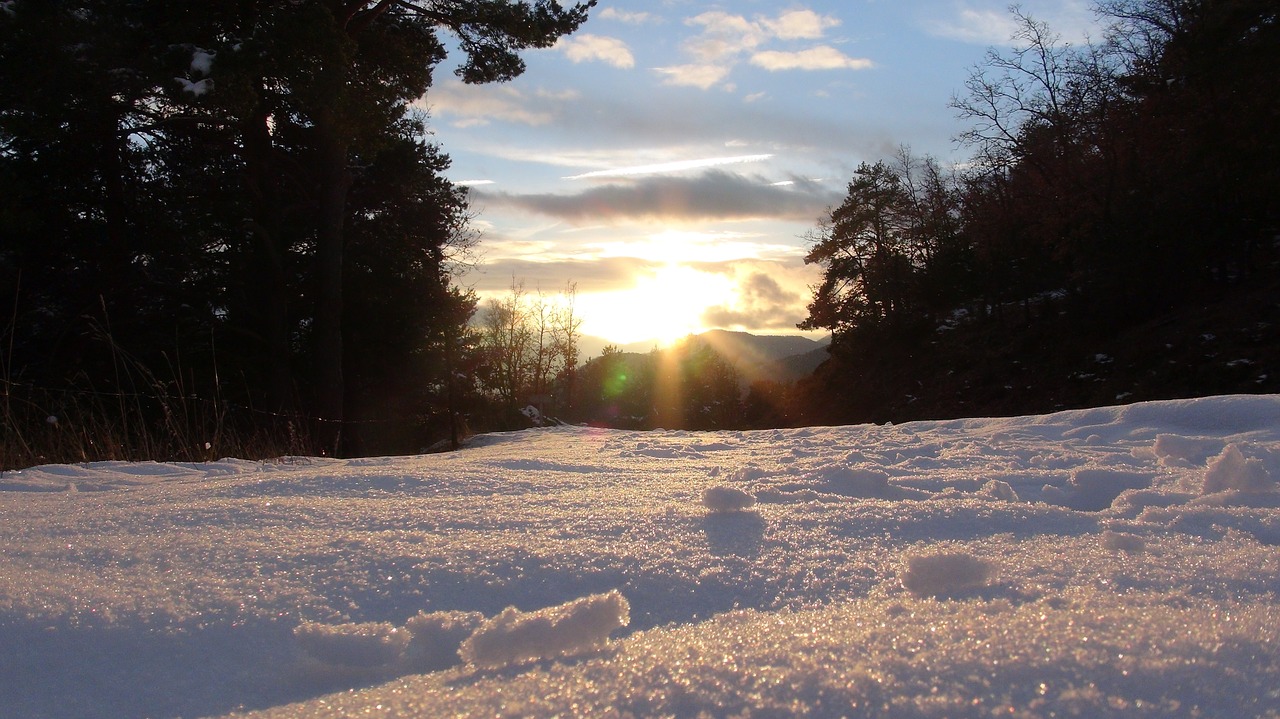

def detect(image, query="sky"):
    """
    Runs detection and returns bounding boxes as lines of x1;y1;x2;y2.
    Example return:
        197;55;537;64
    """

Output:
418;1;1103;346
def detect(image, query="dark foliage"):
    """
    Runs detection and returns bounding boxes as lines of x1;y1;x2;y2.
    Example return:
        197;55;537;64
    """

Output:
797;0;1279;425
0;1;592;467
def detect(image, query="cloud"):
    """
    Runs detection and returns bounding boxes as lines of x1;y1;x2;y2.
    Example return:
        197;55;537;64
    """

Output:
702;270;808;330
924;1;1099;45
925;6;1020;44
472;170;841;224
423;80;577;127
658;7;850;91
685;11;767;61
751;46;874;71
559;34;635;69
654;63;731;90
598;8;657;24
465;256;658;294
564;154;773;180
762;9;841;40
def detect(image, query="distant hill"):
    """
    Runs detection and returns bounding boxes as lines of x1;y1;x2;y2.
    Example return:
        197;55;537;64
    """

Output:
578;329;831;384
578;335;662;361
773;344;832;381
690;330;829;384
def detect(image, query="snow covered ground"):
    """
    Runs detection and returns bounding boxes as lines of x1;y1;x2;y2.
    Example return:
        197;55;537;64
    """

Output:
2;395;1279;718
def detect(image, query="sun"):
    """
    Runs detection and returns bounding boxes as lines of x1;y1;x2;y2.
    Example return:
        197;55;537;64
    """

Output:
579;264;735;347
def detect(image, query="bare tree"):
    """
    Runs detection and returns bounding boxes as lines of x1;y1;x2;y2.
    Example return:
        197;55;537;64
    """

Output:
552;282;583;412
477;278;582;413
950;7;1081;173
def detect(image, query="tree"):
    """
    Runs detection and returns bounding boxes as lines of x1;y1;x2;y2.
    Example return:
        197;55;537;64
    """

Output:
0;0;594;459
551;282;583;412
476;280;583;416
800;149;962;339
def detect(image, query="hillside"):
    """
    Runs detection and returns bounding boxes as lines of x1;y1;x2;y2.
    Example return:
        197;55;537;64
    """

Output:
797;275;1280;426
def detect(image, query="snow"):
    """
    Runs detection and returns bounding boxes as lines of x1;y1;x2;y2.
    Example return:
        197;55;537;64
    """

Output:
458;590;630;669
702;484;757;511
899;551;996;597
174;76;212;96
293;621;411;669
1;394;1279;718
190;48;215;76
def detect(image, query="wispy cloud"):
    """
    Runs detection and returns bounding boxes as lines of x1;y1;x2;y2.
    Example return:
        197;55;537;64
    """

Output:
656;7;864;91
751;46;874;71
685;11;768;61
464;256;658;293
702;270;805;330
598;8;658;24
654;63;732;90
924;1;1098;45
473;170;841;224
558;34;635;69
925;5;1021;44
424;80;578;127
564;154;773;180
763;9;842;40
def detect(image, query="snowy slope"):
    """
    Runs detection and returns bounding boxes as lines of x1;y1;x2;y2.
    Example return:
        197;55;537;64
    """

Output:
2;395;1279;718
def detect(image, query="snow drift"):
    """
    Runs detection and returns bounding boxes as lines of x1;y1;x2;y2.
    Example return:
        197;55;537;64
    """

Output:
1;394;1278;718
458;590;630;668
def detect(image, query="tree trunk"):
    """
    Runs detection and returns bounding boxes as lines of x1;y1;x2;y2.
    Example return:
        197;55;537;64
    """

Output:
313;114;352;455
241;108;295;414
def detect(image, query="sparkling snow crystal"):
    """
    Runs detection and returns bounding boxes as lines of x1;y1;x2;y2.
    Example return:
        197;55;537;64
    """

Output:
459;590;630;668
1202;443;1274;494
403;610;484;672
4;395;1280;718
293;621;411;668
900;550;996;597
702;484;757;511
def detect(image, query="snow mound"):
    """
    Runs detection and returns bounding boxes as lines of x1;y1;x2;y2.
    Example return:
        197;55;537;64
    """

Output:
1100;530;1146;553
1153;433;1224;466
403;610;484;672
979;479;1019;502
1203;444;1274;495
812;466;890;497
459;590;630;668
293;621;411;669
901;551;996;597
702;485;757;512
1042;469;1151;511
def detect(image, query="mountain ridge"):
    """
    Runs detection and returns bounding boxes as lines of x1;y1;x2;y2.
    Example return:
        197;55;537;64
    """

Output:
579;329;831;384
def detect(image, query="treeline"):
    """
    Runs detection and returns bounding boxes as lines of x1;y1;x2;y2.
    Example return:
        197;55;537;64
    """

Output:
791;0;1278;424
0;1;592;467
464;285;745;431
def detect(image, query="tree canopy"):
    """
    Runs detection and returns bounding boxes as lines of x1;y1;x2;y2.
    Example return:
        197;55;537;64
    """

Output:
0;0;593;463
798;0;1278;424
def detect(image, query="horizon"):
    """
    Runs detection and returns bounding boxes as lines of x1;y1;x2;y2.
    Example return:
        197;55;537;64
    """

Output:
429;1;1103;345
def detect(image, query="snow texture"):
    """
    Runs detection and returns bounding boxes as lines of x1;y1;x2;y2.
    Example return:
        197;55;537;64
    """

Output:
2;394;1280;718
174;77;212;96
702;484;756;511
1203;443;1274;494
900;551;996;596
293;621;410;668
458;590;630;668
190;48;215;75
403;610;484;672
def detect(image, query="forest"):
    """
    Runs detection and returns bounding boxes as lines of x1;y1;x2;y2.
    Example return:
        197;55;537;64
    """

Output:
1;0;1276;468
790;0;1278;427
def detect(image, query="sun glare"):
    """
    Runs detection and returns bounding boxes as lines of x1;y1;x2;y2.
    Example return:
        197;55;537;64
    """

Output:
580;264;735;347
